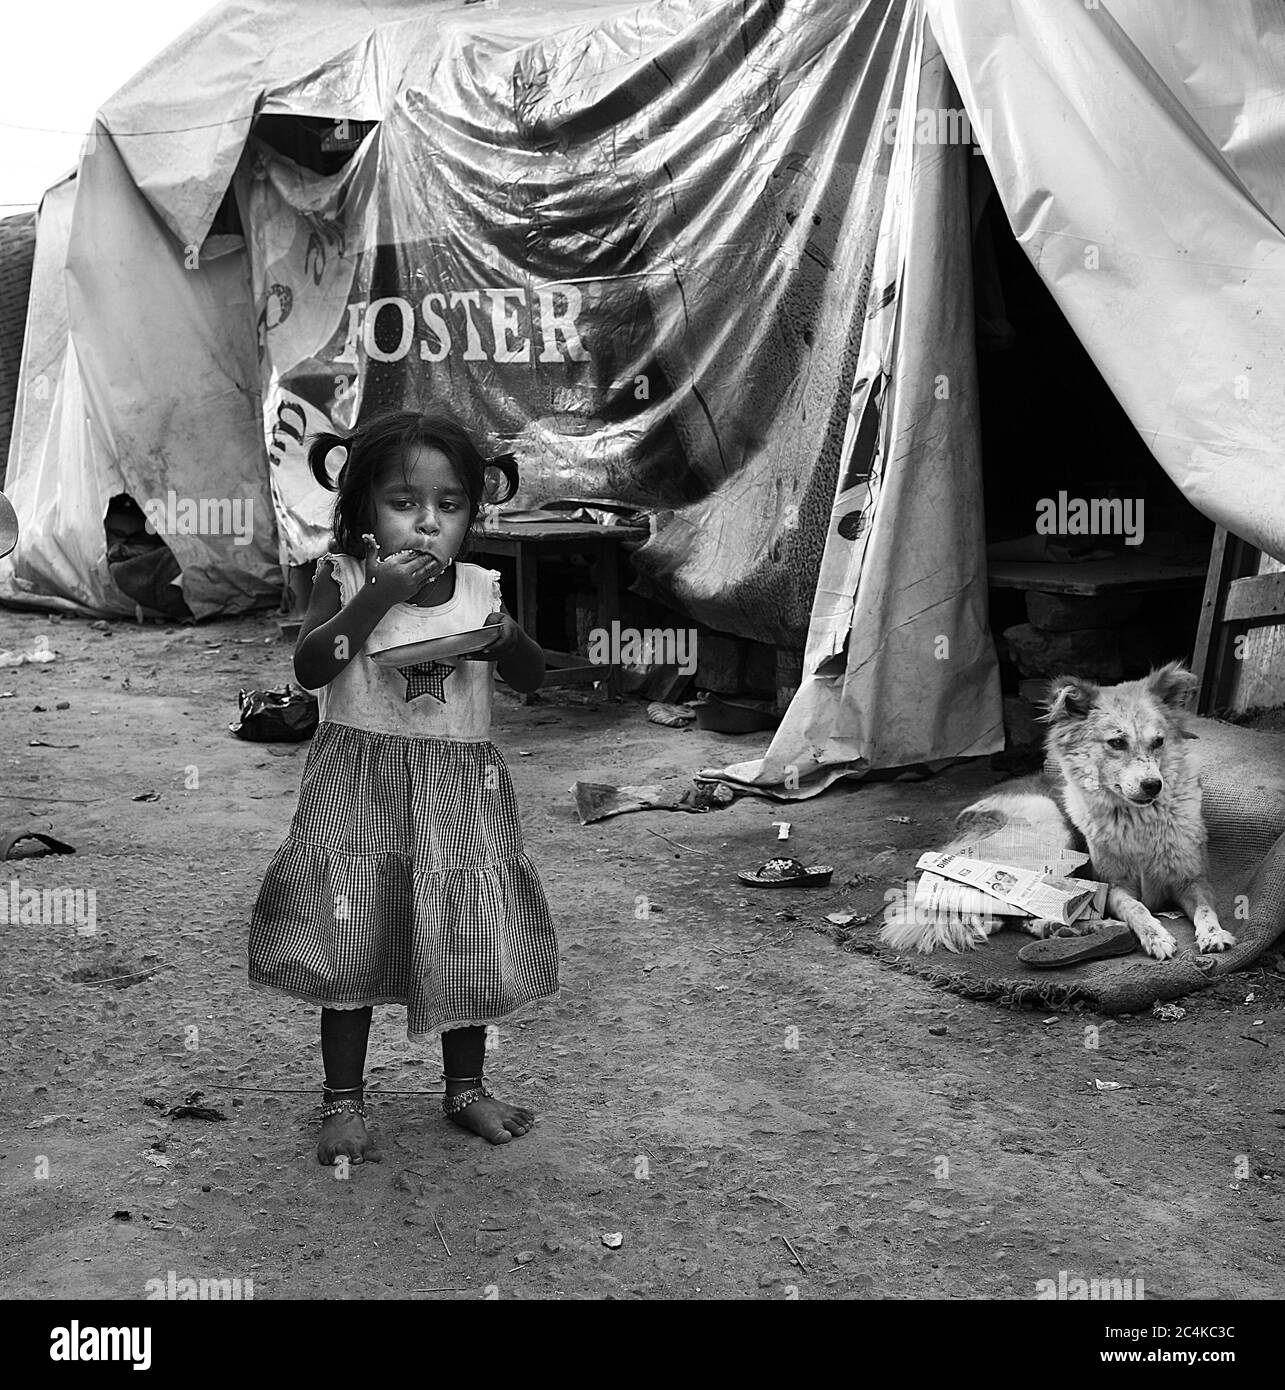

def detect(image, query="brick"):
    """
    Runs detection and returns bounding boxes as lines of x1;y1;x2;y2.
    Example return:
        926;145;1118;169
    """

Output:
1025;590;1143;632
743;640;776;696
1002;696;1042;748
1018;678;1050;704
694;629;743;694
1001;623;1123;682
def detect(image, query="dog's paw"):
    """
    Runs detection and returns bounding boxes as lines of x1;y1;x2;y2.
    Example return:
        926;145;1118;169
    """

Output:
1138;925;1177;960
1195;924;1236;953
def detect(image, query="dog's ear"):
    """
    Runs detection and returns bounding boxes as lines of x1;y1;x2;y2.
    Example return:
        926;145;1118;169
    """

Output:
1041;675;1099;722
1146;661;1198;709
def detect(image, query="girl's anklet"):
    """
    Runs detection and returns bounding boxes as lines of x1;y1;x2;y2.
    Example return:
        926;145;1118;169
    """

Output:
320;1097;368;1121
322;1079;367;1120
442;1083;493;1117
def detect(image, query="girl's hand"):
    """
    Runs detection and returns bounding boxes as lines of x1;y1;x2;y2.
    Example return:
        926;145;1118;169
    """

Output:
361;533;443;605
462;611;521;661
465;606;544;692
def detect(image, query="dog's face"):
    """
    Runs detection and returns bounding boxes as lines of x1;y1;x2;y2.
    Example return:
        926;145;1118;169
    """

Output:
1041;662;1197;806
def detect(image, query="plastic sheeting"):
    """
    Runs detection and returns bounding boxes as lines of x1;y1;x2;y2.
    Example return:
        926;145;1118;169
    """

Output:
4;0;1284;794
712;0;1285;795
2;0;921;638
0;129;279;618
236;129;382;567
0;1;441;617
709;14;1004;797
242;0;918;649
929;0;1285;563
0;175;116;614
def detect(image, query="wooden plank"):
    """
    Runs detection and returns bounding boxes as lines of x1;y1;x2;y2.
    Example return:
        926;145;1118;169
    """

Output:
476;522;648;543
1226;552;1285;714
466;535;519;558
1190;530;1285;716
596;539;623;697
1229;622;1285;713
543;649;598;669
540;668;603;688
506;652;604;699
539;650;609;687
1191;527;1232;711
515;541;538;646
1206;536;1256;714
988;555;1207;595
1222;570;1285;623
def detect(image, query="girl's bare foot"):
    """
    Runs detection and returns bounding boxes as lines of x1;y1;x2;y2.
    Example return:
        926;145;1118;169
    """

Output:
317;1109;380;1165
446;1091;535;1145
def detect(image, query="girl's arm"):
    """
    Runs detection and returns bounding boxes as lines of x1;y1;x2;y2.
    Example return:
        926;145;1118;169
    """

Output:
465;605;545;694
496;613;545;694
294;542;444;689
293;562;390;690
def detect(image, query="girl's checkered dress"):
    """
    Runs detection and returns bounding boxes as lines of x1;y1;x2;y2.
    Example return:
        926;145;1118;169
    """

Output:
249;555;558;1039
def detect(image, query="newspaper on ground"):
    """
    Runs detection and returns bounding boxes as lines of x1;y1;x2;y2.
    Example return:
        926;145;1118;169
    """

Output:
953;823;1089;876
913;871;1028;923
916;851;1109;927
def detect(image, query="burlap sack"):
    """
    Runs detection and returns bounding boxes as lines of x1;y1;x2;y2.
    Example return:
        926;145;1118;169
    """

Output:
855;717;1285;1014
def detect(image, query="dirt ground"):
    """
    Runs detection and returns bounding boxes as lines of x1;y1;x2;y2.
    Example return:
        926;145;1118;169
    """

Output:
1;608;1282;1303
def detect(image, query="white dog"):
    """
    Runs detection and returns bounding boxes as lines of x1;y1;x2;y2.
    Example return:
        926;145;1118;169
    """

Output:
882;663;1236;960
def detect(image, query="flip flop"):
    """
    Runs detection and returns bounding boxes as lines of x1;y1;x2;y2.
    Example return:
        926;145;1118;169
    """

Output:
1018;920;1136;969
737;857;834;888
0;830;77;860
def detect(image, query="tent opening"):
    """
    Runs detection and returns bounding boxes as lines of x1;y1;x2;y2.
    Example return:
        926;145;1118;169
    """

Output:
104;494;192;622
252;115;378;175
972;177;1214;735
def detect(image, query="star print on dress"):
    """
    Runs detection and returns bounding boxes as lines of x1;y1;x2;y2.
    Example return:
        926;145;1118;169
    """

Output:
397;660;455;703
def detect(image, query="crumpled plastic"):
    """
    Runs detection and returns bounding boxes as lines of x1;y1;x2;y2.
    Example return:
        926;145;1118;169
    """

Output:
229;684;318;743
0;639;57;666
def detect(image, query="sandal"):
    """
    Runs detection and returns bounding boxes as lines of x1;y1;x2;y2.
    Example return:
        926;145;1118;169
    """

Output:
1018;920;1137;969
1;830;76;860
737;857;834;888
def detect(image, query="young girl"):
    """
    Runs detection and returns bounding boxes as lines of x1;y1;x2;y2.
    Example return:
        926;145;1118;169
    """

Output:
249;409;558;1164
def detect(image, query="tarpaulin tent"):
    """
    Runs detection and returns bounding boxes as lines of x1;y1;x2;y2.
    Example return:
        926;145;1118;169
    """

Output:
1;0;908;633
713;0;1285;796
3;0;1284;793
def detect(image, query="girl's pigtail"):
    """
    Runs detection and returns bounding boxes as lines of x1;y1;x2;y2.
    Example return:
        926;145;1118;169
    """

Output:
308;432;349;492
486;452;520;506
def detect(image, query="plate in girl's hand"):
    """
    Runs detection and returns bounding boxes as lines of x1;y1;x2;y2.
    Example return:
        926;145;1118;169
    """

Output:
368;627;501;666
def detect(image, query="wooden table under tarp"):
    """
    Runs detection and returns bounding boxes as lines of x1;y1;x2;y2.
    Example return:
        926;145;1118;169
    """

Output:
468;520;649;696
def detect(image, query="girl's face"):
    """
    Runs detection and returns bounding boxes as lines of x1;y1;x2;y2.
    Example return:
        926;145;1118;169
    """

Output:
369;445;472;564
